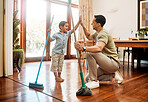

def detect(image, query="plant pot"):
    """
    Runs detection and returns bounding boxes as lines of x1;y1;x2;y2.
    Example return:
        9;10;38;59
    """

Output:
139;34;144;39
13;48;25;72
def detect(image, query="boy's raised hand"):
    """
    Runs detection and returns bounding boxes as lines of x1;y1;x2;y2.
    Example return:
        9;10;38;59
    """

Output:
47;28;51;32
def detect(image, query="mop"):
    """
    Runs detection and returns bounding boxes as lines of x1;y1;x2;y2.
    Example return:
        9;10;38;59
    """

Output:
29;16;54;89
68;0;92;96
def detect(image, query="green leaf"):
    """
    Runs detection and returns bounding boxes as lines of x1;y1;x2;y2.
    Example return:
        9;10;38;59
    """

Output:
14;38;19;45
13;10;21;47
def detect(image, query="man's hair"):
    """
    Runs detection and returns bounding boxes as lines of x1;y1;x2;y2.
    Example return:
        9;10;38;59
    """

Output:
94;15;106;27
59;21;68;29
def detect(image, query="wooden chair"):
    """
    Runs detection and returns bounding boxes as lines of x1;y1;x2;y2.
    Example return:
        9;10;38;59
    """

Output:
123;47;132;65
123;38;138;66
78;40;95;70
132;48;148;68
113;38;120;52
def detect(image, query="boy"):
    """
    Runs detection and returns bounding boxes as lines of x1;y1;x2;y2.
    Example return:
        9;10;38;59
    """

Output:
48;17;81;82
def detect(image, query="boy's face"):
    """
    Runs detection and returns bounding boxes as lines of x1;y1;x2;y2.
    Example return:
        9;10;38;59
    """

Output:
60;23;69;33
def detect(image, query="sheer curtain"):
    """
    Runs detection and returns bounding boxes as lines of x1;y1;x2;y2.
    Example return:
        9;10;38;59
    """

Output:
0;0;13;77
79;0;93;40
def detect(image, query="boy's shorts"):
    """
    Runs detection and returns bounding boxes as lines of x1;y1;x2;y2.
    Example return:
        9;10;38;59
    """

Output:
51;52;64;72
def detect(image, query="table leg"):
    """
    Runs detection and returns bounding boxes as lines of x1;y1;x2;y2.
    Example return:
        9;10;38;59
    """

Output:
132;48;134;68
137;49;141;68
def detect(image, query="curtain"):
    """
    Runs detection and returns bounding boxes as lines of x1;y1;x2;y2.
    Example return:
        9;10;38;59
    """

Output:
79;0;93;40
0;0;13;77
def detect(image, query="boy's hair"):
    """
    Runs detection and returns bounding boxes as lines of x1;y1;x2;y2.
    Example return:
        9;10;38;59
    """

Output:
59;21;68;29
94;15;106;27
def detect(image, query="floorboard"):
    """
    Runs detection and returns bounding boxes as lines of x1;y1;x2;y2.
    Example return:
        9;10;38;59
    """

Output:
0;60;148;102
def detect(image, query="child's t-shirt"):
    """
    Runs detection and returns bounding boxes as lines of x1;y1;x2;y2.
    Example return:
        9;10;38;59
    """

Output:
51;30;71;54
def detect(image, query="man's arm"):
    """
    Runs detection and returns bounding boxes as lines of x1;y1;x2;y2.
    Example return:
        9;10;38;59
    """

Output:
71;21;80;34
74;41;106;53
81;23;93;40
71;16;81;34
84;41;105;53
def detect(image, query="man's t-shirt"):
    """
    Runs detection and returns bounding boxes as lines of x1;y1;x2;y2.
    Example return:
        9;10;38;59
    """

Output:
92;28;120;65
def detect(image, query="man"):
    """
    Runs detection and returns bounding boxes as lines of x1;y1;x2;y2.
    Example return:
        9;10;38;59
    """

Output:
74;15;123;89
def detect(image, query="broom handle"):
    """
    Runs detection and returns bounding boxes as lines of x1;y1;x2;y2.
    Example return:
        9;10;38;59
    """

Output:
68;0;86;87
35;16;54;84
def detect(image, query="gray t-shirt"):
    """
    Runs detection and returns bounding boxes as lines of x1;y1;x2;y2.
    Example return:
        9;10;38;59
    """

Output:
51;30;71;54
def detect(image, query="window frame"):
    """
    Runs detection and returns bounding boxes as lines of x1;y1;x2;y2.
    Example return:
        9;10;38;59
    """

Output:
17;0;79;62
138;0;148;30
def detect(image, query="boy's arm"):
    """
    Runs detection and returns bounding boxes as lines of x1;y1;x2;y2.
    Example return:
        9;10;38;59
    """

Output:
81;23;93;40
49;35;52;42
47;29;52;42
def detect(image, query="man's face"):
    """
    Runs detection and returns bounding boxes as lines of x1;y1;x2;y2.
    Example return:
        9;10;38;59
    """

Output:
61;23;69;33
91;18;99;30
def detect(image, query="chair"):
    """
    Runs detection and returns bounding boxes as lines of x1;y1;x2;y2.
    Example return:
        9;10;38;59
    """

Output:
113;38;120;53
132;48;148;68
78;40;94;70
123;38;137;66
123;47;132;65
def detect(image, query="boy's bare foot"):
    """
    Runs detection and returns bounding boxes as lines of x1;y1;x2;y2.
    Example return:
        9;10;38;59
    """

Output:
55;77;64;82
59;77;64;81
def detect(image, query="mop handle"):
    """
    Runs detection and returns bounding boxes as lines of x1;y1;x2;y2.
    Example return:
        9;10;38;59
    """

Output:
35;16;54;83
68;0;86;87
68;0;79;58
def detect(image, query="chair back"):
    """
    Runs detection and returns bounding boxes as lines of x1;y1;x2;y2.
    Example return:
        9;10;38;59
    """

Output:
85;40;94;46
129;38;138;40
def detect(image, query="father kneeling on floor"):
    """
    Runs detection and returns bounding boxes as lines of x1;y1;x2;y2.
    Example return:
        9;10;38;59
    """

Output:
74;15;123;89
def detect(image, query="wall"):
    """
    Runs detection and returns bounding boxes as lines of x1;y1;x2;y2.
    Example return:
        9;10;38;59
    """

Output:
0;0;4;77
92;0;137;60
92;0;137;39
0;0;13;77
3;0;13;76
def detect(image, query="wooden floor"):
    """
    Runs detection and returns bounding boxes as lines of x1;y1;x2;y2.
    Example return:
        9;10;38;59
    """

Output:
0;60;148;102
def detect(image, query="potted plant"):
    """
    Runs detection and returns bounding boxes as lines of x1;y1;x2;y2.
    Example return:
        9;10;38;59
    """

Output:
135;27;148;39
13;10;24;72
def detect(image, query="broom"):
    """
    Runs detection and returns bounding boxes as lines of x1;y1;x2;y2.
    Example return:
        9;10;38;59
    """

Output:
29;16;54;89
68;0;92;96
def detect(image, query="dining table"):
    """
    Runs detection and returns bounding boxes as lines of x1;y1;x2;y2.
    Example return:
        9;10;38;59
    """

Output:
114;40;148;67
114;40;148;48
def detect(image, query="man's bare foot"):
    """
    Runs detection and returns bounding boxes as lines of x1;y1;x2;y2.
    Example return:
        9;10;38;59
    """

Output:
55;77;64;82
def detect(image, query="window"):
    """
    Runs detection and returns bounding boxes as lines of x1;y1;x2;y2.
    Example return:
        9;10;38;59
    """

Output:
58;0;68;2
71;7;79;55
72;0;79;5
57;0;79;4
20;0;79;61
26;0;46;57
50;3;67;55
